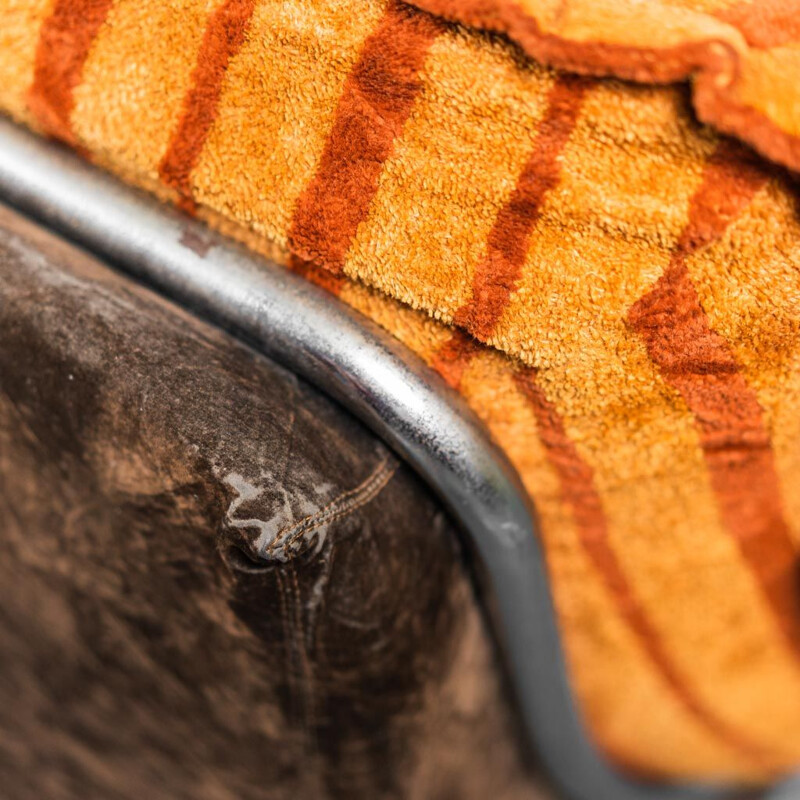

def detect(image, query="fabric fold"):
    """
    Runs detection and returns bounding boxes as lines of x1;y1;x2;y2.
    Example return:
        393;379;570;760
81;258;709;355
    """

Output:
2;0;800;786
410;0;800;174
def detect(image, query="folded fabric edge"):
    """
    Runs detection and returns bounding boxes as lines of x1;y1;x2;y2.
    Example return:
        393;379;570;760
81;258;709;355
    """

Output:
409;0;800;174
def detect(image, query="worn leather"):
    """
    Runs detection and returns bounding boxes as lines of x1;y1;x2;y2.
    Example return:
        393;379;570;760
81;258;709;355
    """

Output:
0;204;547;800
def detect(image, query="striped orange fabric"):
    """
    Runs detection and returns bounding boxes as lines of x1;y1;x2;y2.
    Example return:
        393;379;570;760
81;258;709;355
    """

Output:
289;0;442;270
453;74;589;341
414;0;800;173
27;0;113;144
717;0;800;48
513;364;775;768
629;141;800;663
2;0;800;784
158;0;258;211
431;330;484;390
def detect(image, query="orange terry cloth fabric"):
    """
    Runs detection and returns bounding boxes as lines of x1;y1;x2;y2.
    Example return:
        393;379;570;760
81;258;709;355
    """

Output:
2;0;800;785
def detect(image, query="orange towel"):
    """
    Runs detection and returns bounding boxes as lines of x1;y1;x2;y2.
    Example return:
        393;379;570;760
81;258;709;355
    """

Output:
2;0;800;784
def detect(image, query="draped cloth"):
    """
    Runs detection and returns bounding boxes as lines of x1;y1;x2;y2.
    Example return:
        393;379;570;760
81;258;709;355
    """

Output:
2;0;800;783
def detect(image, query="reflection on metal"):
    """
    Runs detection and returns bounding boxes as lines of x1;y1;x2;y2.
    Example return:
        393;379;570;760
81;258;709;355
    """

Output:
0;118;792;800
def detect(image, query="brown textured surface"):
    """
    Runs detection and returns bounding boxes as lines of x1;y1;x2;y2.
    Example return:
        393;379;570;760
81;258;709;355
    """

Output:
0;204;546;800
3;0;800;781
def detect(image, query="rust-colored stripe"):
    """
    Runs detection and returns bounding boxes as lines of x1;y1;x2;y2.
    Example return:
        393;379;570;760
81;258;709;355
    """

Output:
27;0;114;144
431;330;483;390
288;0;442;272
514;366;773;764
288;254;346;297
629;141;800;659
159;0;258;211
453;75;588;341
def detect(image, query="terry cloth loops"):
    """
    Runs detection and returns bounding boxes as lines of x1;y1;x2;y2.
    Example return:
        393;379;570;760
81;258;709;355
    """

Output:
3;0;800;784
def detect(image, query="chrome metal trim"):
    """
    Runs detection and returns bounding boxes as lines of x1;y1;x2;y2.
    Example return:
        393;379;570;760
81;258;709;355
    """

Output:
0;118;794;800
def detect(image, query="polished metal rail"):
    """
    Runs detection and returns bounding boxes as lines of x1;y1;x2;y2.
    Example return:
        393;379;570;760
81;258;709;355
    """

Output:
0;118;794;800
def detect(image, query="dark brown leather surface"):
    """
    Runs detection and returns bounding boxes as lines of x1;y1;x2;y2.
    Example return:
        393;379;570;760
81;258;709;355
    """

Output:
0;204;548;800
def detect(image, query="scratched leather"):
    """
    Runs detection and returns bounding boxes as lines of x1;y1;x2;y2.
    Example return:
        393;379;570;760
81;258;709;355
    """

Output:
0;205;546;800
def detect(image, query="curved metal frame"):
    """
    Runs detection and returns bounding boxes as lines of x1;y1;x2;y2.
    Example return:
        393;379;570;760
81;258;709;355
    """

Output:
0;118;795;800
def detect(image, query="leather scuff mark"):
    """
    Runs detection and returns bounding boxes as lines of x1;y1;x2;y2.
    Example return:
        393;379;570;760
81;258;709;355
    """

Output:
221;457;398;564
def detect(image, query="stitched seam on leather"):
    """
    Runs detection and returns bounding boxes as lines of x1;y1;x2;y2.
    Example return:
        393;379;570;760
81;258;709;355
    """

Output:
277;461;397;556
266;458;398;557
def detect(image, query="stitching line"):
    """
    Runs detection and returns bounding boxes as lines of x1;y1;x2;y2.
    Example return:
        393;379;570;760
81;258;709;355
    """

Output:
266;457;398;558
